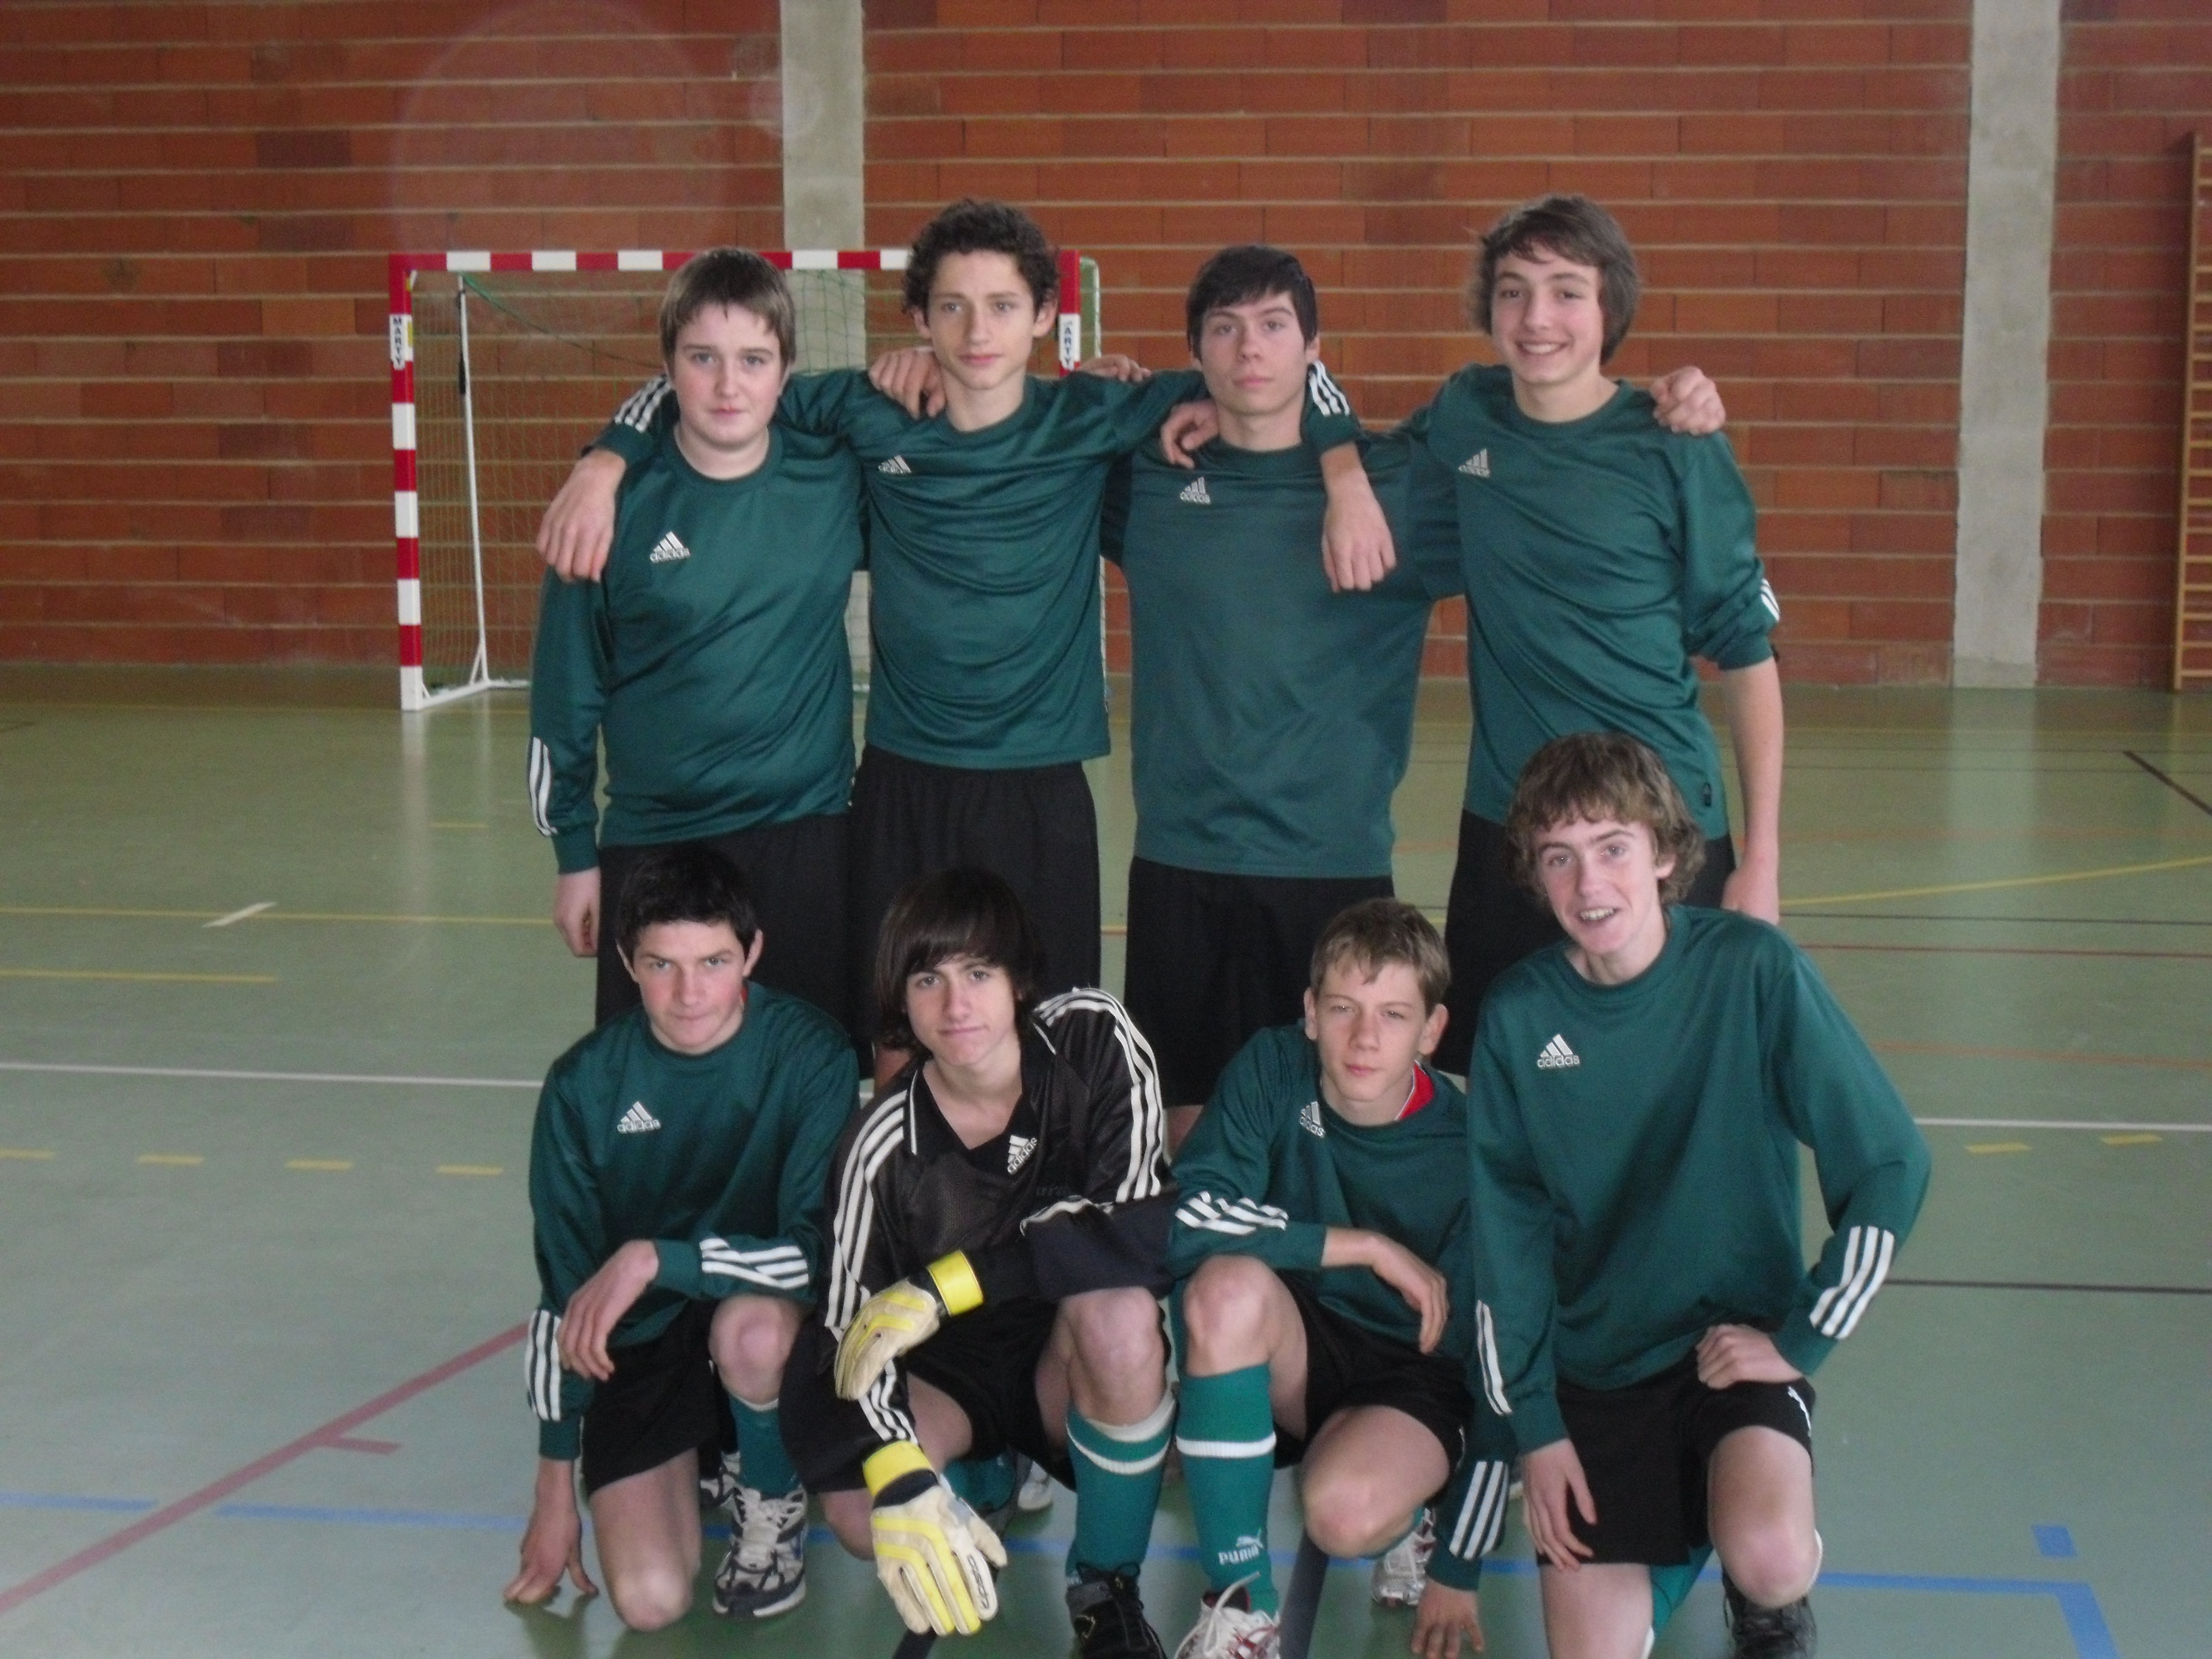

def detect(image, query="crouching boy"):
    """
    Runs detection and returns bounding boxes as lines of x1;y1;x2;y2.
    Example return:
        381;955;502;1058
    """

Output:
1468;733;1931;1659
1168;900;1513;1659
506;845;859;1626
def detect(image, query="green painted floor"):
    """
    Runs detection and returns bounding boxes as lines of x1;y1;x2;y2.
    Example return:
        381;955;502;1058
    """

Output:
0;674;2207;1658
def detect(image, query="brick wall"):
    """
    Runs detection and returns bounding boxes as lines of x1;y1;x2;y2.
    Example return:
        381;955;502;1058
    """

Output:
2042;1;2209;687
865;1;1975;684
0;0;780;666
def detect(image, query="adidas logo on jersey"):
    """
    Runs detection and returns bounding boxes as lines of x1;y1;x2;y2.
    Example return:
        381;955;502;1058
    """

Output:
1179;477;1212;505
648;531;689;563
1535;1034;1580;1071
1459;449;1491;478
1299;1100;1326;1138
615;1101;662;1133
877;455;913;475
1006;1134;1037;1174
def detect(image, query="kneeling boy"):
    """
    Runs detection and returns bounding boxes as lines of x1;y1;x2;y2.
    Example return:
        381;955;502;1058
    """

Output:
506;846;859;1626
1468;734;1930;1659
1168;900;1512;1659
781;868;1180;1657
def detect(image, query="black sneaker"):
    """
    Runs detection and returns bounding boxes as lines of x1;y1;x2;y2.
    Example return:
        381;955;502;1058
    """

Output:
1068;1567;1167;1659
1723;1577;1817;1659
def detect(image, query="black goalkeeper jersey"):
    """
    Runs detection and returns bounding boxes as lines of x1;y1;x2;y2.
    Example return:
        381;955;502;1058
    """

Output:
811;990;1176;1461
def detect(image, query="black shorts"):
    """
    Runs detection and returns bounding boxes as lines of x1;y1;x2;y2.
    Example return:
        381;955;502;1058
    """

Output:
848;745;1100;1049
595;814;850;1033
1555;1353;1816;1566
1274;1276;1467;1478
579;1299;727;1498
1123;859;1394;1107
1434;813;1734;1074
780;1301;1076;1492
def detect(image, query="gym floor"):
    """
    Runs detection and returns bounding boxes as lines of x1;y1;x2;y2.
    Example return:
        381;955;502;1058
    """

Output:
0;670;2204;1659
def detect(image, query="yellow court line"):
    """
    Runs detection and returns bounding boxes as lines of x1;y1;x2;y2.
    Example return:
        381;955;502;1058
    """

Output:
430;822;488;830
0;968;276;984
0;1148;55;1161
0;906;226;921
137;1153;204;1166
1789;853;2212;907
437;1164;504;1177
2100;1133;2162;1147
1965;1142;2031;1155
285;1158;353;1171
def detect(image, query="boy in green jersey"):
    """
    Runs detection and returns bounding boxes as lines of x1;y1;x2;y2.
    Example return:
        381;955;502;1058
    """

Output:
506;846;860;1627
1167;901;1512;1659
535;201;1378;1075
1322;195;1780;1074
1467;734;1930;1659
529;248;865;1030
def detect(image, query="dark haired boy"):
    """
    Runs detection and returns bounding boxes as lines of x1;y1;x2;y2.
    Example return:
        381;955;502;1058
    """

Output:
506;845;860;1627
776;867;1179;1658
1406;195;1785;1071
1467;732;1929;1659
538;200;1375;1071
1167;900;1510;1659
529;246;864;1029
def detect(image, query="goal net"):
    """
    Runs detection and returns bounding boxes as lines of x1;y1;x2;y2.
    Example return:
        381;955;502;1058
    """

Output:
388;249;1103;711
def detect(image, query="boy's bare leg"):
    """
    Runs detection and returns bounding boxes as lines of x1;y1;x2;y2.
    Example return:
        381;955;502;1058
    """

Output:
1299;1405;1446;1560
1164;1104;1204;1158
586;1449;705;1631
709;1293;804;1403
1035;1285;1170;1441
1706;1427;1818;1608
1539;1563;1654;1659
1178;1252;1311;1432
819;1376;975;1558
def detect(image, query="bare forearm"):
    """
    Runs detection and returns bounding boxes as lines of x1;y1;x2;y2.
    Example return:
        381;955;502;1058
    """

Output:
1721;659;1783;869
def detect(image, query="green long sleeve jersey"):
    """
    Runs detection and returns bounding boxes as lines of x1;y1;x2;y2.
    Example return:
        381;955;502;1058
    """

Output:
525;986;859;1460
595;366;1362;770
1101;432;1463;879
1168;1025;1516;1588
1401;364;1779;839
527;426;865;873
1467;908;1931;1456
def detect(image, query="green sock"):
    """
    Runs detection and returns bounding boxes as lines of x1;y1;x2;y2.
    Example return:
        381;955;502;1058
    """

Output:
1176;1365;1279;1612
945;1450;1017;1512
1649;1547;1711;1632
1065;1392;1175;1580
729;1393;798;1496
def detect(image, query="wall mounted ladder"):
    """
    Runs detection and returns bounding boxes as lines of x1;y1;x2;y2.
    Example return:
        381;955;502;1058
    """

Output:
2177;130;2212;689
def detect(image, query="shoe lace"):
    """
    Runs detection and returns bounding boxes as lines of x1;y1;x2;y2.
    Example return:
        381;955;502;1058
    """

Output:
1176;1575;1278;1659
735;1486;805;1566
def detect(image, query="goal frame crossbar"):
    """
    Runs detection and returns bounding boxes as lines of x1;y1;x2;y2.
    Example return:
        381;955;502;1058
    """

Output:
385;246;1093;712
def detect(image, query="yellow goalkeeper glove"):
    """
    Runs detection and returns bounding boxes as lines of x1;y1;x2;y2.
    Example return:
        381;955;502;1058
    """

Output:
863;1441;1007;1635
834;1252;984;1401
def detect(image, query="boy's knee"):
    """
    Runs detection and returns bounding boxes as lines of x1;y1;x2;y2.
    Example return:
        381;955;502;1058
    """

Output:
1301;1466;1405;1560
1066;1287;1165;1375
1721;1529;1820;1609
711;1296;800;1394
606;1565;693;1631
1181;1256;1276;1369
823;1489;876;1560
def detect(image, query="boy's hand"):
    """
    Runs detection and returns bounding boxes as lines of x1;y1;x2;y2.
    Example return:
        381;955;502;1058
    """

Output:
557;1240;660;1382
1158;400;1218;466
503;1458;598;1604
1320;444;1396;592
1719;857;1781;926
552;869;600;957
1520;1439;1598;1571
869;344;945;419
1410;1581;1484;1658
1078;353;1151;383
1695;1324;1802;1389
536;449;626;582
1327;1228;1449;1352
1649;366;1726;436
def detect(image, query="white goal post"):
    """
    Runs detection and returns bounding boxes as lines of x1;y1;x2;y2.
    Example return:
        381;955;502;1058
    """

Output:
386;247;1103;711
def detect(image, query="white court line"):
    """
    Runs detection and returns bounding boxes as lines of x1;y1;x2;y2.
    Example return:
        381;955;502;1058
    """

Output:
0;1061;2204;1130
203;902;275;929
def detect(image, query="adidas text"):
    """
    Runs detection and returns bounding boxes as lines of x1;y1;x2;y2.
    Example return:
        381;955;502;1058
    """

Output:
1459;449;1491;478
877;455;913;475
1179;477;1212;505
648;531;690;563
615;1102;663;1134
1299;1101;1326;1138
1535;1035;1580;1071
1006;1134;1037;1174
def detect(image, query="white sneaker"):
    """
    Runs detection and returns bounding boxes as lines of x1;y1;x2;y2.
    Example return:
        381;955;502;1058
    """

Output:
712;1483;808;1618
1370;1507;1433;1607
1173;1576;1281;1659
1016;1453;1057;1512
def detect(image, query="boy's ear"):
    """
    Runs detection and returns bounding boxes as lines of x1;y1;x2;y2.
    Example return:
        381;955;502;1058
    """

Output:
1301;987;1320;1041
1418;1000;1448;1059
1028;295;1058;339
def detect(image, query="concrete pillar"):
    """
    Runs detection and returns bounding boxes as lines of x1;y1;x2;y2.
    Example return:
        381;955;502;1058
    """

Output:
1951;0;2063;687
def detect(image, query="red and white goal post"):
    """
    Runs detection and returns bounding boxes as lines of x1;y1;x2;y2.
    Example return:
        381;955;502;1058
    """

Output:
387;247;1102;712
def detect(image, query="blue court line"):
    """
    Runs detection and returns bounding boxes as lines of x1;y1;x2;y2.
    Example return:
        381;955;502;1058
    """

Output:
2;1492;2121;1658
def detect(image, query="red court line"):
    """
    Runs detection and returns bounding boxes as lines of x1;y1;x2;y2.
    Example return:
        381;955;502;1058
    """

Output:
1806;942;2212;961
0;1322;525;1620
1873;1041;2212;1073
